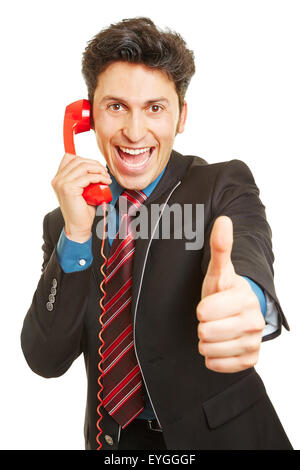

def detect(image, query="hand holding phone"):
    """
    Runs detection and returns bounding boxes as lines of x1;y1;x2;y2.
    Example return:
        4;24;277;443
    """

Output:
52;153;112;242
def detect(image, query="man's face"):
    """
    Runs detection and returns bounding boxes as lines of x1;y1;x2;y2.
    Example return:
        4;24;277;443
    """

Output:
93;61;187;189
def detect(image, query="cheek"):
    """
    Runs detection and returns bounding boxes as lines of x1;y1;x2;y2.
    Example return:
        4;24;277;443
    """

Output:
155;116;177;140
95;124;116;151
95;118;111;136
94;110;116;135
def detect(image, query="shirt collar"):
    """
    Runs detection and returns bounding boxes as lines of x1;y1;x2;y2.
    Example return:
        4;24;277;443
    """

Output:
106;165;166;208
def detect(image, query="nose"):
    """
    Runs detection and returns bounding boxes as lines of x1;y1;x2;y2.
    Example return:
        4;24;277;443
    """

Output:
122;110;147;143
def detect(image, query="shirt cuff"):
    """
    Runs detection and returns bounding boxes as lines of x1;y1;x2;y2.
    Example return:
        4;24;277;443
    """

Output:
242;276;279;337
243;276;267;317
261;291;279;337
56;228;93;273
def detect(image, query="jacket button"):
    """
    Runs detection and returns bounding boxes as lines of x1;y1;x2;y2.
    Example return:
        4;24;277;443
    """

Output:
52;278;57;288
46;302;53;311
104;435;114;446
50;287;57;295
48;294;55;303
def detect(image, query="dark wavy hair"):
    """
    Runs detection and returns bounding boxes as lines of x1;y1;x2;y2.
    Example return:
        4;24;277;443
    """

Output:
82;17;196;125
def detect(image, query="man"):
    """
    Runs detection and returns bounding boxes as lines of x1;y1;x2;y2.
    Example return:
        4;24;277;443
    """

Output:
21;17;292;450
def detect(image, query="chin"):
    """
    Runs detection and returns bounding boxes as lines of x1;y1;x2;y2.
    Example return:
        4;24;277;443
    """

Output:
117;173;151;190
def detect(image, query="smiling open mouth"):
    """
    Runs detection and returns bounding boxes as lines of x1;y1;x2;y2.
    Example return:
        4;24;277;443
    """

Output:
115;146;155;169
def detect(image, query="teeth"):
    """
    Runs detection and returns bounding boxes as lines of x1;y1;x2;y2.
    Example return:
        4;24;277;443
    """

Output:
119;146;151;155
123;153;150;167
123;157;149;168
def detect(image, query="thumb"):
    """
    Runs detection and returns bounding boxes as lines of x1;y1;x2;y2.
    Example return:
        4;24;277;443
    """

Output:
202;216;236;297
208;216;234;276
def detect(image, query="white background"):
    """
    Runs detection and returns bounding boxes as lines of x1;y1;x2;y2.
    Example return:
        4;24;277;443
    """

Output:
0;0;299;450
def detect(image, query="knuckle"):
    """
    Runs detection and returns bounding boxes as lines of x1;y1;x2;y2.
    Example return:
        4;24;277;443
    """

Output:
245;315;263;333
243;339;259;354
204;357;211;369
79;161;88;170
61;182;70;195
240;355;256;370
196;304;203;322
197;298;208;321
54;178;63;191
216;277;226;292
197;323;206;340
205;357;218;372
57;180;64;192
255;316;265;332
198;341;206;356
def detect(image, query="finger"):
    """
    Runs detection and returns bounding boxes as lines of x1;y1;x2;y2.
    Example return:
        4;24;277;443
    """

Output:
57;173;112;199
198;315;242;342
197;288;240;322
63;162;111;182
56;153;77;174
197;286;253;322
60;157;108;179
198;332;262;358
71;172;112;190
208;216;233;276
204;352;259;373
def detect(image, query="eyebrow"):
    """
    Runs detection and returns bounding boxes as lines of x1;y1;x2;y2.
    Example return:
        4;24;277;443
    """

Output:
100;95;169;105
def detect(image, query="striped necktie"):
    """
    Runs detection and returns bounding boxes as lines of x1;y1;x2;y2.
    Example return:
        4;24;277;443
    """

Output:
101;189;147;428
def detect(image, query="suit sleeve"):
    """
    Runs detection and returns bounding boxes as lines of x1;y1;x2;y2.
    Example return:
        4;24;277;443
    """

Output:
20;212;92;378
200;159;289;341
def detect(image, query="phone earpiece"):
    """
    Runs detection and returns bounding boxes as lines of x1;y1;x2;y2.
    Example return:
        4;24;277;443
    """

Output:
63;99;91;155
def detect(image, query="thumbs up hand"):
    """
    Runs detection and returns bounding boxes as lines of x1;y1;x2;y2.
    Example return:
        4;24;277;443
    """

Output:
196;216;266;373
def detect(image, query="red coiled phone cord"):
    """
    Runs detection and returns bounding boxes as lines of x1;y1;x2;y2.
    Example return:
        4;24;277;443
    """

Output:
96;202;108;450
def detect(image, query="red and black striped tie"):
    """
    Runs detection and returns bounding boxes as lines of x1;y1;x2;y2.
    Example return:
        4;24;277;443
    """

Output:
101;189;147;428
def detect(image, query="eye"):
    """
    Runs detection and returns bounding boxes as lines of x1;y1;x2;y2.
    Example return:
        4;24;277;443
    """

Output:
149;105;163;113
108;103;124;112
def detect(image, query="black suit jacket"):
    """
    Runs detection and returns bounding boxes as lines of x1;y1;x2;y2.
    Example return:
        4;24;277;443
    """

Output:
21;150;292;450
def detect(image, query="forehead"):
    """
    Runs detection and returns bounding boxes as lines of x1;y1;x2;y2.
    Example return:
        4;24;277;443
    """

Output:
94;61;177;102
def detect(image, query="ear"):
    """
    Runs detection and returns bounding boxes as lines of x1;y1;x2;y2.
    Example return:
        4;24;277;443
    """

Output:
90;113;95;131
90;98;95;130
176;101;188;134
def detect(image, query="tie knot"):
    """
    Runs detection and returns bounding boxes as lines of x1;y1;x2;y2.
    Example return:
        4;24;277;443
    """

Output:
118;189;147;217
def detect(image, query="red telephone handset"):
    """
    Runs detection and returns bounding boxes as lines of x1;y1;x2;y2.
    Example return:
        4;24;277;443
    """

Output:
64;99;108;449
63;99;112;206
